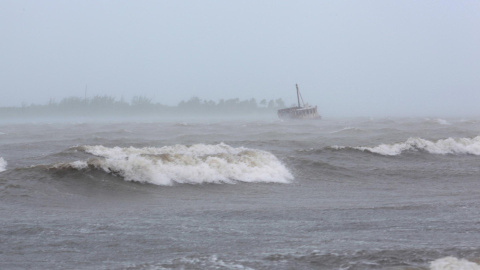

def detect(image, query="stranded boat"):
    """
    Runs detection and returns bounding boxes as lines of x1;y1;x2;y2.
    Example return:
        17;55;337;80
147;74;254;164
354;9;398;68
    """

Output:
277;84;321;120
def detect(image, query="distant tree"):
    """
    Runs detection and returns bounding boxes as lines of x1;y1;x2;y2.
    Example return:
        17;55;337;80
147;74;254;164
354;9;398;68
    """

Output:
186;97;201;107
116;96;129;107
249;98;257;108
59;97;85;108
48;98;57;107
225;98;240;106
268;99;275;109
90;95;116;108
131;96;153;107
0;94;291;119
205;100;216;107
275;98;285;108
178;97;203;112
217;99;225;108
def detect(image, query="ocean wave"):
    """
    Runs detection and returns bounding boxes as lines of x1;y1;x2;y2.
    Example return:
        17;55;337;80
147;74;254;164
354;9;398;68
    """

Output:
425;118;451;125
51;143;293;185
333;136;480;156
430;256;480;270
330;127;364;134
0;157;6;172
264;250;480;269
157;254;255;270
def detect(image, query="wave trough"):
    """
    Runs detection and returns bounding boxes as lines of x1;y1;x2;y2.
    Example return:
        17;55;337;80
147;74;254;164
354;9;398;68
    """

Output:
54;143;293;185
334;136;480;156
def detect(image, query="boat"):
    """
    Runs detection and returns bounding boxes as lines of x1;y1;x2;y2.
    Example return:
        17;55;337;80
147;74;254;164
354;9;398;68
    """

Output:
277;84;321;120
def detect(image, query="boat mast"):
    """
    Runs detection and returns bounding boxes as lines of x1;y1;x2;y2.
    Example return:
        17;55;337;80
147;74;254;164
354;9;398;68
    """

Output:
296;84;305;107
296;84;300;107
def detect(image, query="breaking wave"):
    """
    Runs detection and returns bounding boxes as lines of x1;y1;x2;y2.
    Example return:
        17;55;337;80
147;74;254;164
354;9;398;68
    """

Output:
263;250;480;269
51;143;293;185
430;256;480;270
425;118;451;125
0;157;6;172
330;127;364;134
333;136;480;156
136;254;255;270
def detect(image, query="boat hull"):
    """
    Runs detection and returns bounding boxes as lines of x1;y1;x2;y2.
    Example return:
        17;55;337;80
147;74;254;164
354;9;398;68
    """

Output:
277;106;321;120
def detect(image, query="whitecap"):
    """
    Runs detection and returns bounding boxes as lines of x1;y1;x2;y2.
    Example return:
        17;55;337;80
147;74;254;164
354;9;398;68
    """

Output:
52;160;88;170
58;143;293;185
0;157;7;172
352;136;480;156
430;256;480;270
330;127;362;134
424;118;451;125
435;119;450;125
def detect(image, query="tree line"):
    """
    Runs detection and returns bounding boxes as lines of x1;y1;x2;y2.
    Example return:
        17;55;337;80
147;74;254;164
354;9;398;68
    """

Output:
0;95;288;118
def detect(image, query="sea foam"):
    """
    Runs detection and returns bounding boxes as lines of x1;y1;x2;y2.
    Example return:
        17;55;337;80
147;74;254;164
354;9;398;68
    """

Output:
425;118;451;125
336;136;480;156
0;157;6;172
430;256;480;270
62;143;293;185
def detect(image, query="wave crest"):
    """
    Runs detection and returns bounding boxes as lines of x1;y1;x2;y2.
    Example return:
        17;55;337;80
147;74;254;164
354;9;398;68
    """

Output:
333;136;480;156
424;118;451;125
430;256;480;270
0;157;6;172
52;143;293;185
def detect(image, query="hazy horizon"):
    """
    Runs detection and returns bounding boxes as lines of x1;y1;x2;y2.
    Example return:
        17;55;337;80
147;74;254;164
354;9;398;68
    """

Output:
1;1;479;117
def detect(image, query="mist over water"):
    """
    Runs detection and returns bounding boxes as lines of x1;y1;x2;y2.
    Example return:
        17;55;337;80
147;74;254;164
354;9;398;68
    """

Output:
1;117;480;269
2;1;479;268
1;1;480;117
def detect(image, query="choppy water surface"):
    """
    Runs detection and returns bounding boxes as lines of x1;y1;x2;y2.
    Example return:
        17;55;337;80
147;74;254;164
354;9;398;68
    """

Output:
1;117;480;269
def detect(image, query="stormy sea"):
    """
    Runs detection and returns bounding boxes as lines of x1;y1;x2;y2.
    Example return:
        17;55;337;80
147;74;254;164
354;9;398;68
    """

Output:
1;117;480;270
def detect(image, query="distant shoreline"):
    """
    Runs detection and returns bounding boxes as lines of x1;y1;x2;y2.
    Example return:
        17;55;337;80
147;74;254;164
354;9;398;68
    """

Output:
0;96;286;121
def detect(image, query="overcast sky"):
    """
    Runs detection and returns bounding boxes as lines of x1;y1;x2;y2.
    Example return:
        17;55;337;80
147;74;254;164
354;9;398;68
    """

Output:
1;1;479;117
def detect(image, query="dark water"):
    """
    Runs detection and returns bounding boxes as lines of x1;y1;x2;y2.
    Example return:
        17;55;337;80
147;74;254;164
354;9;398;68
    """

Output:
1;118;480;269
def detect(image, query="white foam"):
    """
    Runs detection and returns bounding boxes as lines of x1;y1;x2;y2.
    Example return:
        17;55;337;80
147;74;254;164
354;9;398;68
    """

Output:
424;118;451;125
71;160;89;169
330;127;362;134
157;255;255;270
0;157;6;172
352;136;480;156
65;143;293;185
430;256;480;270
435;118;451;125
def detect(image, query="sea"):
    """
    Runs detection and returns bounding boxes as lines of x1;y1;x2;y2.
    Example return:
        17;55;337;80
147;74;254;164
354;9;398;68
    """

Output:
1;117;480;270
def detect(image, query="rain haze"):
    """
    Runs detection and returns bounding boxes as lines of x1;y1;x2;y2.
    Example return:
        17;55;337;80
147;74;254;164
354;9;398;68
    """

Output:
1;0;479;117
4;2;480;270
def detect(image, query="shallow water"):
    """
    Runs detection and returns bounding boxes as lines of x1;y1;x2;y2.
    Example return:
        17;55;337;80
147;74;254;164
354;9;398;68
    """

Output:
1;117;480;269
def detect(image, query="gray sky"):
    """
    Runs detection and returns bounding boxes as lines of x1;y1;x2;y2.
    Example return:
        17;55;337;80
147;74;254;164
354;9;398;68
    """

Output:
1;1;479;117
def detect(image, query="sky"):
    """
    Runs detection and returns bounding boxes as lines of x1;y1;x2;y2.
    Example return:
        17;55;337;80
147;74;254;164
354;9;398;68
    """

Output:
0;0;479;117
